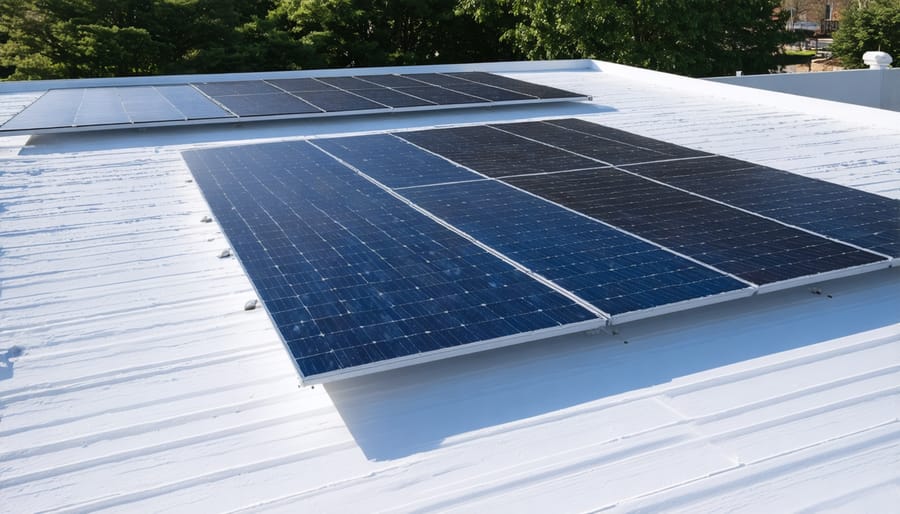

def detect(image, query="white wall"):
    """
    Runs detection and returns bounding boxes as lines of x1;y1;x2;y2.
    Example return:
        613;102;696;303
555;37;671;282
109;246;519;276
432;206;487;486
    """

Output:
707;69;900;112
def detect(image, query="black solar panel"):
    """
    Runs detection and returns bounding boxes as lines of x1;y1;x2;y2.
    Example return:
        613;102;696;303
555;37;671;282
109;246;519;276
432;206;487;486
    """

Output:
193;80;281;96
357;74;426;88
211;93;321;117
545;118;712;160
351;87;435;108
398;125;598;177
315;76;383;90
183;141;598;381
392;86;487;105
295;90;384;112
448;72;586;99
624;156;900;257
265;78;338;92
504;168;884;284
403;73;475;88
498;120;711;164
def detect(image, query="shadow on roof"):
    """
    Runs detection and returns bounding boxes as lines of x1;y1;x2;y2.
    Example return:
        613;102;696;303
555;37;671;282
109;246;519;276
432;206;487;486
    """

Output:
325;268;899;461
17;102;615;156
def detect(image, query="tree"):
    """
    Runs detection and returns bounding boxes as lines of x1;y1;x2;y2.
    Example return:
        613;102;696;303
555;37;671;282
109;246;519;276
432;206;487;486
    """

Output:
460;0;794;77
274;0;518;68
830;0;900;68
0;0;306;79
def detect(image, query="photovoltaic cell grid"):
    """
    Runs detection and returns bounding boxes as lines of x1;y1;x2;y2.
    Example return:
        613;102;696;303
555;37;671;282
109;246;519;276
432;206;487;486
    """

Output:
396;120;897;265
0;72;590;135
182;118;895;382
182;141;597;380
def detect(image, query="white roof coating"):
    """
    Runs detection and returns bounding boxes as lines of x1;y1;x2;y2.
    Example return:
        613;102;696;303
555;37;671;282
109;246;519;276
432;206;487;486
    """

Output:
1;60;899;512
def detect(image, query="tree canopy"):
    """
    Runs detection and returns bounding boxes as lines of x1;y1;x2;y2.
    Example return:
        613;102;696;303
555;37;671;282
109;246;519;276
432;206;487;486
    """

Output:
460;0;793;76
1;0;795;80
831;0;900;68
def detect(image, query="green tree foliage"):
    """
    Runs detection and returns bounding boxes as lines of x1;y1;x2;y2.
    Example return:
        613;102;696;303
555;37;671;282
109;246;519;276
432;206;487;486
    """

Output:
1;0;797;79
274;0;518;68
459;0;793;76
0;0;307;79
831;0;900;68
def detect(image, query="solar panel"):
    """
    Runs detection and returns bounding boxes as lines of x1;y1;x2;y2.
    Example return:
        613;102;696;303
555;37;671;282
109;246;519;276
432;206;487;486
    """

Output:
350;88;435;108
398;125;598;177
313;134;476;188
210;93;321;117
0;89;83;130
357;74;426;88
504;169;884;285
388;180;747;315
265;78;338;92
156;85;234;120
119;86;185;123
624;156;900;257
498;120;711;164
448;72;587;99
543;118;713;160
183;118;892;382
315;76;383;90
0;73;590;135
391;86;487;105
183;140;599;382
296;90;384;112
193;80;281;96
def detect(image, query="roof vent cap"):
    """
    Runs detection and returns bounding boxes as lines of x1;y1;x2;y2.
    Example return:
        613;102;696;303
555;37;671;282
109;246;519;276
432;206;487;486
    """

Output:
862;51;892;70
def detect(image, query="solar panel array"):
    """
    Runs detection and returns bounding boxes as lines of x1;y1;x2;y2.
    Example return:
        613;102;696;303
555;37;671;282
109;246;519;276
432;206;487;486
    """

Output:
0;73;588;135
182;118;896;382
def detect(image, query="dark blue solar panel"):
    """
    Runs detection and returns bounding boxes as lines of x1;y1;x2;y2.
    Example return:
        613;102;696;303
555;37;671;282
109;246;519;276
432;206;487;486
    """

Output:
0;89;83;130
397;125;598;177
393;86;487;105
403;73;477;88
505;169;885;285
448;72;586;99
211;93;321;117
544;118;711;160
193;80;280;96
73;88;131;126
397;180;748;315
158;85;233;120
360;74;426;88
350;88;435;108
313;134;478;188
266;78;337;92
316;76;383;90
182;141;596;380
624;156;900;258
294;90;384;112
498;120;710;164
451;83;534;102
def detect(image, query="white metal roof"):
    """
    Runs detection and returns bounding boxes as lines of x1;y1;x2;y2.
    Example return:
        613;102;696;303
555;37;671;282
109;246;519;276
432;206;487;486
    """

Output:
1;60;898;513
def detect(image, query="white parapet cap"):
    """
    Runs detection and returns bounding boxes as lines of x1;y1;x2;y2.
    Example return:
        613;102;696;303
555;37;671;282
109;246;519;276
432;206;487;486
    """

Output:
862;51;893;70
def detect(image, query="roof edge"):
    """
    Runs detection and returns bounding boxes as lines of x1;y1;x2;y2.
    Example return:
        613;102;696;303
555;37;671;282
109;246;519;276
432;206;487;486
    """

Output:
588;60;900;130
0;59;595;94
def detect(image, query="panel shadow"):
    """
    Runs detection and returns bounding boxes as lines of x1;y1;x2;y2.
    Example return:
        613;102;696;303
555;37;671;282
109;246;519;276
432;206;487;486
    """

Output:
17;102;615;156
326;268;899;461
